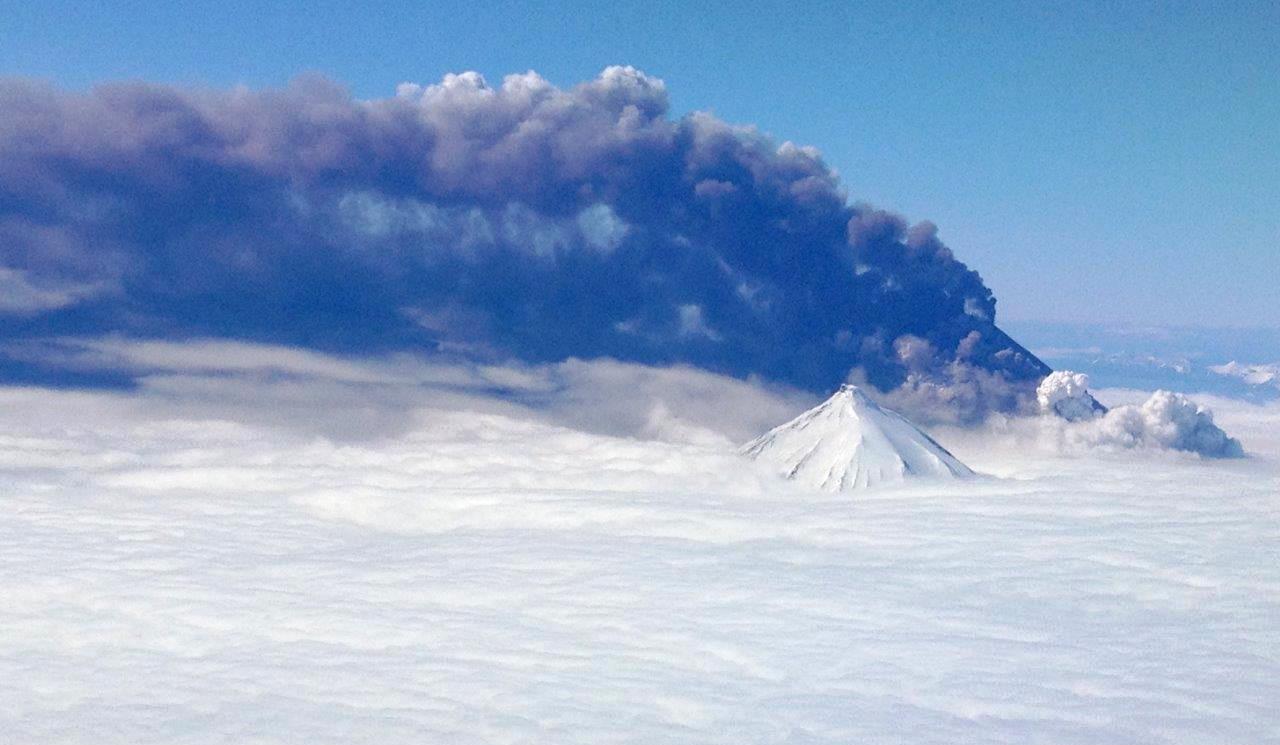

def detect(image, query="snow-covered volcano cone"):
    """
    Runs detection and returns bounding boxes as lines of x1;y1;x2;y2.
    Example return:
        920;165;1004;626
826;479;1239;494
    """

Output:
741;384;973;490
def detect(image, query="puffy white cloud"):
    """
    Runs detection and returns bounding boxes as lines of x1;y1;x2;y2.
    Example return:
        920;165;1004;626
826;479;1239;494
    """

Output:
1036;370;1103;421
1095;389;1244;458
1032;370;1243;458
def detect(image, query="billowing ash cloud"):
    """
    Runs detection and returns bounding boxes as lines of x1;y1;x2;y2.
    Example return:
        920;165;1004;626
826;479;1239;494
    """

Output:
1036;370;1106;422
1034;371;1243;458
0;67;1046;415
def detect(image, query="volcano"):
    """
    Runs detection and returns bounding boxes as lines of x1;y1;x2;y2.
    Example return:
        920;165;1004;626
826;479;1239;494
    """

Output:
742;384;973;490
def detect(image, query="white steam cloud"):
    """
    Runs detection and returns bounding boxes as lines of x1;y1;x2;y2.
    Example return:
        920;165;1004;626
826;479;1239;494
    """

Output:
1033;370;1244;458
1087;389;1245;458
1036;370;1102;421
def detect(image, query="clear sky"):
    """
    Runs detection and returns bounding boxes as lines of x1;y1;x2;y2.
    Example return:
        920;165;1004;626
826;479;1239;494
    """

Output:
3;0;1277;327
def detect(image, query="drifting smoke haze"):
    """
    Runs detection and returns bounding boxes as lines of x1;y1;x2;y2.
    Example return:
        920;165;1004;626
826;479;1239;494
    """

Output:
2;337;1243;461
0;67;1047;421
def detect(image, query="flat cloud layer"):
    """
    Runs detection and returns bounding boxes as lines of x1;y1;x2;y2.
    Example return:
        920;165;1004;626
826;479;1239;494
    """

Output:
0;336;818;443
0;68;1047;420
2;347;1278;743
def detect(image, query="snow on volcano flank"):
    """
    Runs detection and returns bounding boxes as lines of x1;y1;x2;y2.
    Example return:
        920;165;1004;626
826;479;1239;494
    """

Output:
742;384;973;490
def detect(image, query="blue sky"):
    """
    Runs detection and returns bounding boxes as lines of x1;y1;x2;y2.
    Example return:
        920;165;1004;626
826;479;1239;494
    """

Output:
3;0;1277;327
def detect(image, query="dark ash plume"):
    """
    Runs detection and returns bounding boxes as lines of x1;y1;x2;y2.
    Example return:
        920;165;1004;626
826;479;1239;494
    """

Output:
0;67;1048;421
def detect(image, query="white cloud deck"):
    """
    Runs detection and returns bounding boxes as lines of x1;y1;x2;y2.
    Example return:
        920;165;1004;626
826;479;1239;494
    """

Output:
3;384;1277;743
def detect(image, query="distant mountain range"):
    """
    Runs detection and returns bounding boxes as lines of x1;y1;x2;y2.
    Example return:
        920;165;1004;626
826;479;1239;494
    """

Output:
1004;322;1280;400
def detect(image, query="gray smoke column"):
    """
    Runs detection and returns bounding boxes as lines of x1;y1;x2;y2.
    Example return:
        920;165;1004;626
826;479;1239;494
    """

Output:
0;67;1048;420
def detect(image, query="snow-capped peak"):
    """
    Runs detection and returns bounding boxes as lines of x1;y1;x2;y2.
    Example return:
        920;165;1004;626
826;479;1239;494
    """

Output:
1211;361;1280;389
741;384;973;491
